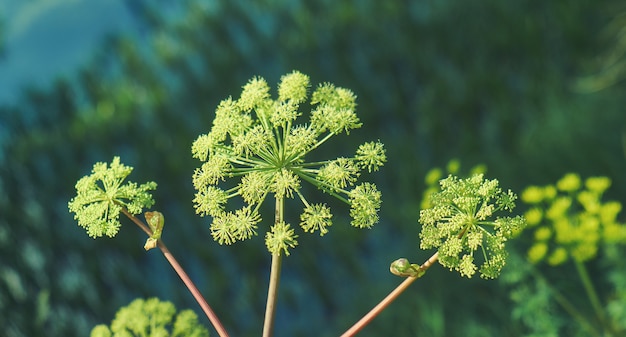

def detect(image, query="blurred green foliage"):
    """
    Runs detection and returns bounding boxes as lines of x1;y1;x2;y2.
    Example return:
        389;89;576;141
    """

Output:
1;0;625;336
503;173;626;336
575;6;626;92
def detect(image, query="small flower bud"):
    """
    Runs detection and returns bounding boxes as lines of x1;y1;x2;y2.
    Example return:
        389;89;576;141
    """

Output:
144;238;158;251
390;258;424;278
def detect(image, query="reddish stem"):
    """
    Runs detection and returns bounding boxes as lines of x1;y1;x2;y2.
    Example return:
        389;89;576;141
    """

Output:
121;209;230;337
340;251;439;337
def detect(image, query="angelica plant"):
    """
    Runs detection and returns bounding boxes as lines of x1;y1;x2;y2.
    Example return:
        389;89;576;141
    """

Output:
191;70;385;336
342;172;526;336
191;70;385;246
68;157;229;337
68;156;157;238
68;71;385;337
66;69;543;337
417;173;525;278
392;172;525;279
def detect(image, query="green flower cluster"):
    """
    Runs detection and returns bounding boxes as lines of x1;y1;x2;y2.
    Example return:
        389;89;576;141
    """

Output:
419;174;526;279
420;159;486;210
523;173;626;265
90;297;208;337
191;71;385;255
68;157;157;238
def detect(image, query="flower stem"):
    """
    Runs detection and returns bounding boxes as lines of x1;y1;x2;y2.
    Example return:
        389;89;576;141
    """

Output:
528;265;600;337
121;209;230;337
263;253;283;337
263;197;285;337
340;251;439;337
121;208;152;236
574;259;611;334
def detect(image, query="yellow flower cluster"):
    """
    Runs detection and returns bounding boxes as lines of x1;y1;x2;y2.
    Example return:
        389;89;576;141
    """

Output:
523;173;626;265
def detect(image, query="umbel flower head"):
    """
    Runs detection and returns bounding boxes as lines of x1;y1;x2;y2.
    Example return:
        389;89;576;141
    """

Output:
419;173;526;279
522;173;626;265
68;157;157;238
90;297;209;337
191;70;386;255
420;158;487;210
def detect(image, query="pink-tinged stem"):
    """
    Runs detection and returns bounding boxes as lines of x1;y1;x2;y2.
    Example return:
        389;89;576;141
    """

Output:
340;251;439;337
121;209;230;337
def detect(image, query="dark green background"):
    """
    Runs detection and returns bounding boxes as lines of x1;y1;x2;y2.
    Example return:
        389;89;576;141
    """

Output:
1;0;625;336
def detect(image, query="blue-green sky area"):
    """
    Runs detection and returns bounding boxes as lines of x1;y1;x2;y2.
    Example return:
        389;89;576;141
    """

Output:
0;0;134;103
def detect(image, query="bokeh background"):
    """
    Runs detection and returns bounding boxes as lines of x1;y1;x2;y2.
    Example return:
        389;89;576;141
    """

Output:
1;0;625;336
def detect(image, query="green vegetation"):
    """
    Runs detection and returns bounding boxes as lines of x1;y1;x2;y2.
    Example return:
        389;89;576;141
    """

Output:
2;0;626;336
503;173;626;336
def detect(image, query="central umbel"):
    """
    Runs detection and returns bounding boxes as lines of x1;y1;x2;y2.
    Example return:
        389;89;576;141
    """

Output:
191;70;386;254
